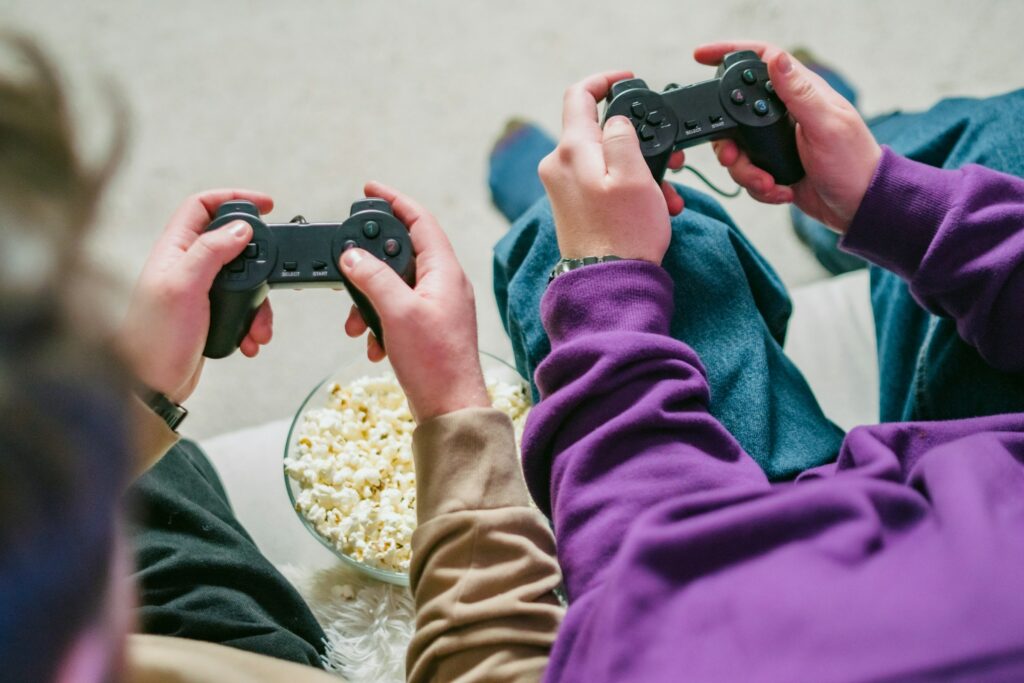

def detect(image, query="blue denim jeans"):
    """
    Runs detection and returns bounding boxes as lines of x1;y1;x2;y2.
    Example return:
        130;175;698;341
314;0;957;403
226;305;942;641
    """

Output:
492;135;844;482
491;88;1024;480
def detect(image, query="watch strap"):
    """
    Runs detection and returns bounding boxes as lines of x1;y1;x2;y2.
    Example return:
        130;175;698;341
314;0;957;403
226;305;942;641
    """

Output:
136;385;188;432
548;255;623;283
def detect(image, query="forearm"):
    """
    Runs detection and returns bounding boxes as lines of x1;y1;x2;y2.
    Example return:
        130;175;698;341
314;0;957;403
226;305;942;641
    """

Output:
407;408;563;683
841;146;1024;370
522;261;771;600
130;396;180;479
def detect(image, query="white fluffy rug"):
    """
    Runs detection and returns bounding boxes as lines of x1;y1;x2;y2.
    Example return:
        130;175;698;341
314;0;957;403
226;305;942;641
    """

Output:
279;564;414;682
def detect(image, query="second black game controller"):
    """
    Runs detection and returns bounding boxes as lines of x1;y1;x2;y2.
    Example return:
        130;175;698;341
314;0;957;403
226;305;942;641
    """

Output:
203;199;415;359
603;50;804;185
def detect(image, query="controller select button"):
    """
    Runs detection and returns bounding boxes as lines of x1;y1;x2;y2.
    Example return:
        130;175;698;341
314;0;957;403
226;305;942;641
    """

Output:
630;101;646;118
384;238;402;257
638;124;655;141
753;99;770;116
362;220;380;238
742;68;757;85
243;243;258;258
646;110;664;126
730;89;746;105
283;261;298;271
684;119;699;130
312;260;327;270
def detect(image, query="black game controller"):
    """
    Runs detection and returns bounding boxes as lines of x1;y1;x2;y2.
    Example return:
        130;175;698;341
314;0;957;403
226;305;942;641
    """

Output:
203;199;415;359
603;50;804;185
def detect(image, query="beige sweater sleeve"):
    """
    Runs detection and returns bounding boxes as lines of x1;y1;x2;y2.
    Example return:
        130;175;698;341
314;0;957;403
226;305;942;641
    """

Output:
407;408;564;683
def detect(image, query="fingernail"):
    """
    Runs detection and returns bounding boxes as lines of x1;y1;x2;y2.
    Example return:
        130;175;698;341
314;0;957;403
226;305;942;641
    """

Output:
229;220;250;238
342;248;364;269
778;52;794;75
609;115;632;131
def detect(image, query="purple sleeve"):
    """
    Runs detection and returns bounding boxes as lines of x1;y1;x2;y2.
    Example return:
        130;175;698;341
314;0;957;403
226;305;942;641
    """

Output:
521;260;770;600
841;146;1024;371
522;261;1024;681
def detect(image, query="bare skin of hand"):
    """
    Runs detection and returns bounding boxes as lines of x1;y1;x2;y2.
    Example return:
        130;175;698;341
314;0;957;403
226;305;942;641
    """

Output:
696;40;882;233
120;190;275;404
339;182;490;424
538;70;686;264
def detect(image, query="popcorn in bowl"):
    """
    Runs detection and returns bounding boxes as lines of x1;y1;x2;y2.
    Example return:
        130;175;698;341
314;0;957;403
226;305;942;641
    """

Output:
284;367;530;580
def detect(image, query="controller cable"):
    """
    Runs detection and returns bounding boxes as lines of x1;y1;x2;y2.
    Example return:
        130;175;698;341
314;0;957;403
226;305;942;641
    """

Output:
672;164;742;198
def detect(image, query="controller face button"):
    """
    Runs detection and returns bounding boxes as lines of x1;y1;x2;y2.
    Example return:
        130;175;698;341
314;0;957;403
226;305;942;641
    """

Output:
753;99;770;116
638;124;655;141
765;80;775;95
684;119;699;130
312;260;327;270
730;88;746;104
742;68;757;85
630;101;646;118
228;258;245;273
383;238;402;257
362;220;381;238
243;242;259;259
283;261;298;271
343;239;359;251
646;110;664;126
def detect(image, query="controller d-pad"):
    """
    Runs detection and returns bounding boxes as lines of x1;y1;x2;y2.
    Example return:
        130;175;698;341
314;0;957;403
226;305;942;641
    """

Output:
228;257;245;273
638;124;655;141
646;110;664;126
630;101;646;118
243;242;258;258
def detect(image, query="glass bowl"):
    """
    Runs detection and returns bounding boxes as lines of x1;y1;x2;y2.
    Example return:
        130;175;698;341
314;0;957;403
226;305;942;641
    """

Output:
283;350;528;586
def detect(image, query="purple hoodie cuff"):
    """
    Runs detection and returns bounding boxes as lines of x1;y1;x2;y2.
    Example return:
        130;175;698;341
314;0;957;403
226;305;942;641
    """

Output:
540;260;674;347
840;146;962;279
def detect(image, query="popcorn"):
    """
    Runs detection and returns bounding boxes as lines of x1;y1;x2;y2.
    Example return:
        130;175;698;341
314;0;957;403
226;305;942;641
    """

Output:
285;371;531;573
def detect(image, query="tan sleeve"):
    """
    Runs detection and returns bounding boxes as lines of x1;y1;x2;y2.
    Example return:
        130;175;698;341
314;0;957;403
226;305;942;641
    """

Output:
407;408;564;683
125;634;344;683
129;395;180;478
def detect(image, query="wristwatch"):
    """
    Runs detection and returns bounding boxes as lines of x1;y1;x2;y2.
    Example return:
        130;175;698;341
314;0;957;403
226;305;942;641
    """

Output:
136;385;189;432
548;255;623;283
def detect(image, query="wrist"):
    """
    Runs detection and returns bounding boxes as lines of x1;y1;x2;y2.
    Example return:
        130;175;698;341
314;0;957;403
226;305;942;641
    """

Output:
413;383;491;424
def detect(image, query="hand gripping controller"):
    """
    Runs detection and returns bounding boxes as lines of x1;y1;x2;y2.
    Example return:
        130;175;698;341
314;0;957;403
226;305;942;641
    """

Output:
203;199;415;359
603;50;804;185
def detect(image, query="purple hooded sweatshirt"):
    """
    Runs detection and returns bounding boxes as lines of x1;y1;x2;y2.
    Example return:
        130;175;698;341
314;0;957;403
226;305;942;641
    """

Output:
523;147;1024;682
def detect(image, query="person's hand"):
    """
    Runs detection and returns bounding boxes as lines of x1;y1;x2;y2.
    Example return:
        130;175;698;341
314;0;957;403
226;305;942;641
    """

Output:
695;41;882;233
119;190;275;404
338;181;489;424
538;71;686;264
